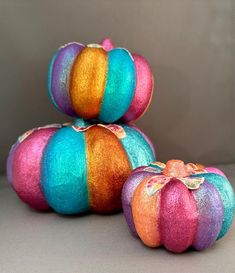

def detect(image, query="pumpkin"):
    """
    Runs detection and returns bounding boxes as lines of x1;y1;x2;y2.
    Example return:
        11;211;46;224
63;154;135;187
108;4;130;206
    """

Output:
7;119;155;214
48;38;154;123
122;160;235;253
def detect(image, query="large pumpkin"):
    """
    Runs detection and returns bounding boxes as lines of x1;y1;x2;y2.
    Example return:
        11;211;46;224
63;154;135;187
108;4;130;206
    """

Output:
7;119;155;214
122;160;235;253
48;38;154;123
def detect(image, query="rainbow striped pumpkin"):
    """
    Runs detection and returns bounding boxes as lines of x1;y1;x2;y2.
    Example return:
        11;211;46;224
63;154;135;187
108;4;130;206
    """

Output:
122;160;235;253
48;38;154;123
7;119;155;214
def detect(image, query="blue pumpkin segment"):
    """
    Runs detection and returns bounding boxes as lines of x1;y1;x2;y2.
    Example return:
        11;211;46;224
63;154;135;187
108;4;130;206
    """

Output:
99;48;136;123
41;126;89;214
120;125;155;169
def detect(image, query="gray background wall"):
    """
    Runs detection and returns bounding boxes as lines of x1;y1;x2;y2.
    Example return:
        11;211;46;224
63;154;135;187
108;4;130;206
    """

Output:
0;0;234;174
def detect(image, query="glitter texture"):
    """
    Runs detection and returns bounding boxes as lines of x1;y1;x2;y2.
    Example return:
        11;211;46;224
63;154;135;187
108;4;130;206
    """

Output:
69;47;107;119
121;54;154;122
47;38;154;123
192;181;224;250
8;119;156;215
122;160;235;253
129;124;156;159
205;167;227;178
132;178;161;247
85;126;131;213
9;127;58;210
48;42;84;116
99;48;136;123
120;124;156;169
41;125;89;215
160;179;198;253
121;171;155;236
192;172;235;239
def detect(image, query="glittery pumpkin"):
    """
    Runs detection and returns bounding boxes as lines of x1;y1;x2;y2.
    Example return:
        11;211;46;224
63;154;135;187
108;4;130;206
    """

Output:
48;38;154;123
122;160;235;253
7;119;155;214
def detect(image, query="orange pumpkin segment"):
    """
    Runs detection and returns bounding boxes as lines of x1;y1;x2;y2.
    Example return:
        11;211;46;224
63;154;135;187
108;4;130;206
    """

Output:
132;178;161;247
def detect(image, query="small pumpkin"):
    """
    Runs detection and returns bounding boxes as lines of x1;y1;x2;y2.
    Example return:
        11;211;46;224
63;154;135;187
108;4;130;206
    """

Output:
122;160;235;253
7;119;155;214
48;38;154;123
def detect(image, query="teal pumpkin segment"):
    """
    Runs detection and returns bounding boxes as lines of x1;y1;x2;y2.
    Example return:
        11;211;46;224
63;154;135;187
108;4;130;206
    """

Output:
99;48;136;123
47;49;61;111
192;172;235;239
120;125;156;169
41;126;89;214
73;118;92;127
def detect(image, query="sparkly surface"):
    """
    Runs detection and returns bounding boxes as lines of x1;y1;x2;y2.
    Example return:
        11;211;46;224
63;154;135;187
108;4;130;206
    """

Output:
192;181;224;250
193;172;235;239
163;159;190;177
41;126;89;214
122;171;154;236
122;54;154;122
120;124;156;169
99;48;136;123
85;126;131;213
69;47;107;119
124;161;235;253
48;42;84;116
129;124;156;159
160;179;198;253
9;128;58;210
132;178;161;247
205;167;227;178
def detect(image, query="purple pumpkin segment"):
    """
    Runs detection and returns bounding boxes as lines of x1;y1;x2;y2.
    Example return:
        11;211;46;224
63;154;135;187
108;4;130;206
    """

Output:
192;181;224;250
159;179;198;253
205;167;227;178
121;54;154;122
51;43;84;116
12;128;58;210
122;171;155;236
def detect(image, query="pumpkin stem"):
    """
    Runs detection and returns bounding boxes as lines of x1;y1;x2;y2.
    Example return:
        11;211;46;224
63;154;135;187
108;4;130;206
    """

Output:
101;38;114;51
163;159;190;178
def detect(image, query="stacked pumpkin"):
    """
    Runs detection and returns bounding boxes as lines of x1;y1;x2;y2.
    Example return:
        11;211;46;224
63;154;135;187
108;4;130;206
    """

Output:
48;38;153;123
7;38;156;214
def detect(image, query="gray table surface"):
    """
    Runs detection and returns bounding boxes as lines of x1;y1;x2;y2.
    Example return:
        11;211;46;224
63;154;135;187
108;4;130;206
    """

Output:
0;164;235;273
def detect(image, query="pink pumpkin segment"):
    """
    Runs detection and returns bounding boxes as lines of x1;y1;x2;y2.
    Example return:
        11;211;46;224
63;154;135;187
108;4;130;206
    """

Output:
11;127;58;210
122;54;154;122
205;167;227;178
159;179;198;253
